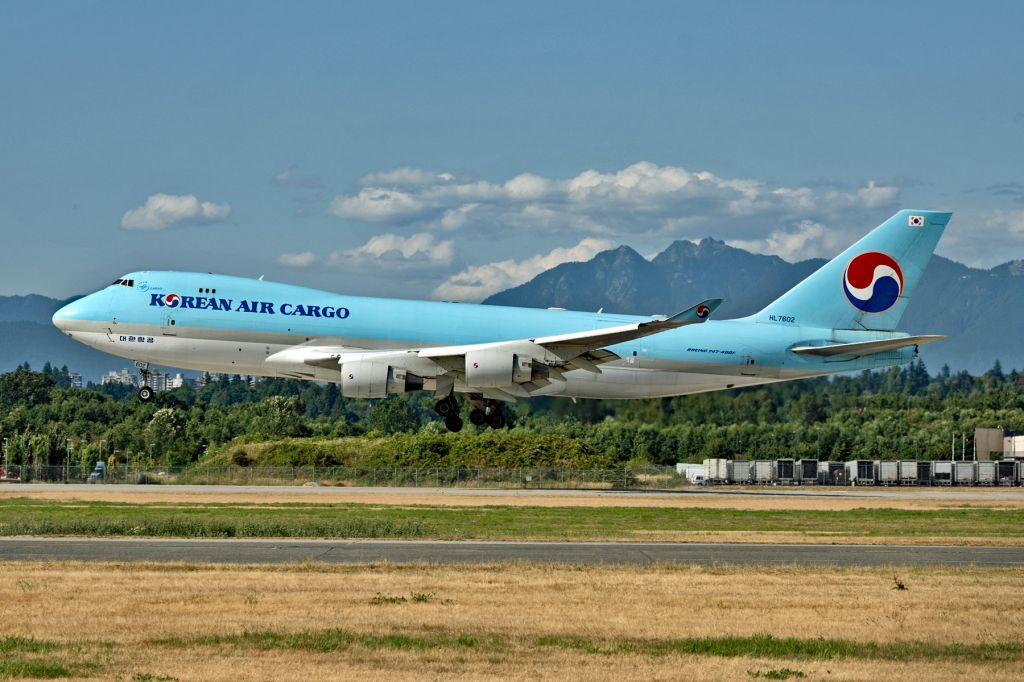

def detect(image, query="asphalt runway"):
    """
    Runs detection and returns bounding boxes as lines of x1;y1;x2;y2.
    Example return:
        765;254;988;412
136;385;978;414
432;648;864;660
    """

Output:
2;538;1022;567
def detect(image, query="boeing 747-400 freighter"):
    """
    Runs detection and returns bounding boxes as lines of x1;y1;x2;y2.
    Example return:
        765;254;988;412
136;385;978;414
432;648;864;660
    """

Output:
53;210;950;431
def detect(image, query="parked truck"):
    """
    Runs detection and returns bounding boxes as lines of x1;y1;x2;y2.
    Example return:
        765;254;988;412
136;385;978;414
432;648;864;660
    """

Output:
773;458;795;484
845;460;875;485
876;460;899;486
898;460;919;485
728;460;752;484
796;459;818;484
975;461;997;486
702;458;729;485
953;461;975;485
933;461;953;485
752;460;773;484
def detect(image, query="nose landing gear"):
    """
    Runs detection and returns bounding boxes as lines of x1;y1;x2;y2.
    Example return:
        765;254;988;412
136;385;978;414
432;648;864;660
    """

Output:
135;361;154;402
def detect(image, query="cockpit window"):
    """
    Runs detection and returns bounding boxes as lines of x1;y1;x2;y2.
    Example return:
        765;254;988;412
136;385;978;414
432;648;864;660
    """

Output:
110;279;135;287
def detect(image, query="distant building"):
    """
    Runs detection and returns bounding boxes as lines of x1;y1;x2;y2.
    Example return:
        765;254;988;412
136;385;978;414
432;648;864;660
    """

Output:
167;373;188;389
148;370;168;392
68;372;83;388
975;428;1024;460
101;369;138;387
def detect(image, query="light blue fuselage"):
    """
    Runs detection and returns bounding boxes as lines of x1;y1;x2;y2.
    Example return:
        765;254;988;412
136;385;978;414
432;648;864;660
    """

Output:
52;270;913;399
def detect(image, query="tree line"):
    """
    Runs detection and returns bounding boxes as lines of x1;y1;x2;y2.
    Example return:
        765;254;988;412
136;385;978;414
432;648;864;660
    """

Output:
0;358;1022;469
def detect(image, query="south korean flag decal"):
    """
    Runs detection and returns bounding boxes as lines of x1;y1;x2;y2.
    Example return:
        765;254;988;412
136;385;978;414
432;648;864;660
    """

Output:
908;215;925;227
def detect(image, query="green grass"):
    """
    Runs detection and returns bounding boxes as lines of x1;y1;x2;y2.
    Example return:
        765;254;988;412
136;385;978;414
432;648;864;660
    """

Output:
1;498;1023;541
153;628;1024;662
0;659;73;679
0;636;102;680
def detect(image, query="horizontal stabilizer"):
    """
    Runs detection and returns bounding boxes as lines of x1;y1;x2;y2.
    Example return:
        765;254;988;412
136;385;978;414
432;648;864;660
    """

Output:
791;335;944;357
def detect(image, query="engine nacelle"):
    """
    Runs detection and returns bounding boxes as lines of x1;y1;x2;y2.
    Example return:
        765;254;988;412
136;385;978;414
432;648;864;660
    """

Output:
464;350;543;388
341;360;424;398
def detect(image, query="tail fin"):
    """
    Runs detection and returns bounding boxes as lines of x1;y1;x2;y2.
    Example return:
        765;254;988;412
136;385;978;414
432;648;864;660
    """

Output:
754;209;951;331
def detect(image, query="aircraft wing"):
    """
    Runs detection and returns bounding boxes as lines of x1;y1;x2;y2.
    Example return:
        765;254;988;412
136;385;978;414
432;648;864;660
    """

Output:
265;298;723;392
790;335;944;358
418;297;723;371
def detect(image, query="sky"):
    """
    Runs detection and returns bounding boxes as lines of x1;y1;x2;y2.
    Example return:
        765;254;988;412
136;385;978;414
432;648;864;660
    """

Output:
2;1;1023;301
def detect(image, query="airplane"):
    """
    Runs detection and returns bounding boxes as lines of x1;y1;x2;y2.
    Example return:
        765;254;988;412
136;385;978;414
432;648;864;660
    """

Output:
53;209;950;432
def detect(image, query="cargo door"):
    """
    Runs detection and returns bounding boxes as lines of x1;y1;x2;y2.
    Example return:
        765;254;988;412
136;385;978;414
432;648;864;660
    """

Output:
161;314;178;336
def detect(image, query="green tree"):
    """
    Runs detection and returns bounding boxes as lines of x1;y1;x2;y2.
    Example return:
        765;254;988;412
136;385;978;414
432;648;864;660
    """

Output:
367;396;420;435
251;396;309;438
0;369;54;411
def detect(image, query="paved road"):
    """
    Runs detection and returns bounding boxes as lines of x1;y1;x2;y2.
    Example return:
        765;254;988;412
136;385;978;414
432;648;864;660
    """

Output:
2;538;1022;567
6;482;1024;501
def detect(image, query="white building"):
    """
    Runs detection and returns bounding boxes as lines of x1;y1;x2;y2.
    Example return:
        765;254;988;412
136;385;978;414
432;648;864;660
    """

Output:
101;369;138;387
68;372;83;388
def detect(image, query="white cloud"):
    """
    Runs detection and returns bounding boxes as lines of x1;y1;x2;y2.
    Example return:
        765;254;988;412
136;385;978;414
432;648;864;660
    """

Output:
271;166;324;189
935;208;1024;268
329;189;427;222
277;251;318;268
433;237;614;302
334;232;454;270
727;220;840;261
327;162;902;259
359;167;454;187
121;193;231;231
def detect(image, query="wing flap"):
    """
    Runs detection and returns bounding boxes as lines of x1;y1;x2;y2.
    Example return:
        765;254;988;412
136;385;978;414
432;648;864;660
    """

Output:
418;298;722;365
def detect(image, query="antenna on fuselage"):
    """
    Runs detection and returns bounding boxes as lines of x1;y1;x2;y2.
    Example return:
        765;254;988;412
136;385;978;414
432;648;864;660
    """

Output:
258;275;265;280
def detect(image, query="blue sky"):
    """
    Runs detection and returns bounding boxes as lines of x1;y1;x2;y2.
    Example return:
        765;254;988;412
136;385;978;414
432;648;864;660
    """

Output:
2;1;1023;300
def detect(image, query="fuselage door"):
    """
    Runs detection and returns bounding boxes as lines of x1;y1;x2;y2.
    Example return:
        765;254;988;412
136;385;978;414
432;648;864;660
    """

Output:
161;315;177;336
740;354;761;376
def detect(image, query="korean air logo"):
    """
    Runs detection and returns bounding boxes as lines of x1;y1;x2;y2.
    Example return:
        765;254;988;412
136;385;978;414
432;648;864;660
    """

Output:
695;304;711;319
843;252;903;314
163;293;181;308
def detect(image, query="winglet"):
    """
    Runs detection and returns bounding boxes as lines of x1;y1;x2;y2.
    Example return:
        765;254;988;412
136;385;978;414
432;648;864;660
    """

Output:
664;298;723;325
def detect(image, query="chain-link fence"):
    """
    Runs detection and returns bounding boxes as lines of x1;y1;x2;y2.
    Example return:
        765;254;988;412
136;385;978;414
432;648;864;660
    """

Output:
0;464;689;489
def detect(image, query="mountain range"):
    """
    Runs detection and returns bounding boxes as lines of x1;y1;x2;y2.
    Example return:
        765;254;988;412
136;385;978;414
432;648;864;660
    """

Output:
484;239;1024;375
1;241;1021;381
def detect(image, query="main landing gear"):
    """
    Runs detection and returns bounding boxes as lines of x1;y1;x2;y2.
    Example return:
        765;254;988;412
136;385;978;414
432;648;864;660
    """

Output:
135;361;154;402
434;395;508;433
469;400;505;430
434;394;463;432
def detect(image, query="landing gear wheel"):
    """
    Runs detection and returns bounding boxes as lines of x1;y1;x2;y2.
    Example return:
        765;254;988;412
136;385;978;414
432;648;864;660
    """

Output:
444;415;464;432
486;411;506;429
469;409;486;426
137;385;154;402
434;396;458;417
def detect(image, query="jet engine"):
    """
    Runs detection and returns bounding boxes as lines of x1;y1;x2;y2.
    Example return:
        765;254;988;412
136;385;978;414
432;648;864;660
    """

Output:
464;350;548;388
341;360;424;398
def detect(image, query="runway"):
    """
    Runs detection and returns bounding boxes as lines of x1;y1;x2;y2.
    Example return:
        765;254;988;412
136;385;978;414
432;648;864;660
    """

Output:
2;538;1022;567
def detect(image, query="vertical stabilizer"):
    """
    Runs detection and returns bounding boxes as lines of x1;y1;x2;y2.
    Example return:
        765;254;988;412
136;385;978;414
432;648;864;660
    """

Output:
754;210;951;331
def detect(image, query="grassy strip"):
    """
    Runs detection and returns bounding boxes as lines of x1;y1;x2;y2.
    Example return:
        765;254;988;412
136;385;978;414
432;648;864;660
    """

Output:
0;636;60;654
153;628;1024;662
0;637;99;680
0;659;72;679
2;498;1024;540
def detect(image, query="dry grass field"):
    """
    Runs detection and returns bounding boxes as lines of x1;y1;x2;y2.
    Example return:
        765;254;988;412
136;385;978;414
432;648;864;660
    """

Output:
1;561;1021;681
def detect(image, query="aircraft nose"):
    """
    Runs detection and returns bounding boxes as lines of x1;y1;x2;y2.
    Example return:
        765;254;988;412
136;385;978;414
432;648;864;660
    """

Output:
52;303;72;332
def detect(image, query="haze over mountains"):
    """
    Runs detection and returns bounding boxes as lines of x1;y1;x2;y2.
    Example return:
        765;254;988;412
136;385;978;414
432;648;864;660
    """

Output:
1;240;1021;381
